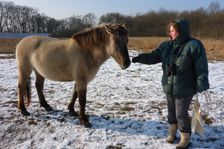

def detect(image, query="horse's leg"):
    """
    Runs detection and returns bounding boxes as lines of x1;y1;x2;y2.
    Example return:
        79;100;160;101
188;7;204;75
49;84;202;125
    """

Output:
68;84;78;116
18;63;32;116
77;83;91;127
18;75;30;116
35;71;53;111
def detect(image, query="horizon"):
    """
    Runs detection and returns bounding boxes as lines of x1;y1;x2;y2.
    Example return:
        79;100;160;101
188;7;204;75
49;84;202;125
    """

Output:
6;0;224;19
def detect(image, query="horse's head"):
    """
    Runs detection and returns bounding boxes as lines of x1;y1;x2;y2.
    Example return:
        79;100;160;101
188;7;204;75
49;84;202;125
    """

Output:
105;24;131;69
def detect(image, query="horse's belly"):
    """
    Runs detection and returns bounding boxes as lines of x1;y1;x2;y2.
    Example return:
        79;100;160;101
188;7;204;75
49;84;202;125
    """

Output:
42;70;73;81
46;73;73;81
34;63;74;81
31;53;74;81
32;52;99;83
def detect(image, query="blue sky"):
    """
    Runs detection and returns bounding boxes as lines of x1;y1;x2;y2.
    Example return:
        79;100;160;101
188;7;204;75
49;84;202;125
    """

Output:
9;0;224;19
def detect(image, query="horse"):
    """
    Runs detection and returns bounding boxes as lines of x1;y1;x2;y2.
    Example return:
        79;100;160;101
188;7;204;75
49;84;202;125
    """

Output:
16;24;130;127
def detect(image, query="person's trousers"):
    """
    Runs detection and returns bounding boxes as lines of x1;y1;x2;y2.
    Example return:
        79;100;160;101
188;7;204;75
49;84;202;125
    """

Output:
166;95;193;133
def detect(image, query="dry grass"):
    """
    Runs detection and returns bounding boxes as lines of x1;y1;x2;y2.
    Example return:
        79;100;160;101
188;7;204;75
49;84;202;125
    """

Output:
128;37;168;51
128;37;224;61
0;37;223;60
200;38;224;61
0;38;22;54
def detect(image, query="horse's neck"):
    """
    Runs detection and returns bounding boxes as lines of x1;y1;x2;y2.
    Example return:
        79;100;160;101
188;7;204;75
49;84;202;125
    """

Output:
92;46;110;66
72;33;110;66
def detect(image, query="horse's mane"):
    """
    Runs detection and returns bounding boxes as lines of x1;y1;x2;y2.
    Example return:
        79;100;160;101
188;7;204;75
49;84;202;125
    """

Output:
72;24;109;49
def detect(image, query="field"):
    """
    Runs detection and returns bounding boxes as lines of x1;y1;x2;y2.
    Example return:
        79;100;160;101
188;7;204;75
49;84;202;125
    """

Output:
0;38;22;54
0;37;224;60
0;51;224;148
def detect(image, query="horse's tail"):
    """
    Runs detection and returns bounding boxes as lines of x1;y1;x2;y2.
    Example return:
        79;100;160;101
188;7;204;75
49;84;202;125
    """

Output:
25;76;31;107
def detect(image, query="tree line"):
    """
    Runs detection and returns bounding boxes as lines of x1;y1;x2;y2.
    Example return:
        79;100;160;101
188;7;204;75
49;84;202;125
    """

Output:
0;1;96;35
0;1;224;39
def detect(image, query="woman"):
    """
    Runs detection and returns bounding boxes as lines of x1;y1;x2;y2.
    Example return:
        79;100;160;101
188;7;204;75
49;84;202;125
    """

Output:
132;18;209;149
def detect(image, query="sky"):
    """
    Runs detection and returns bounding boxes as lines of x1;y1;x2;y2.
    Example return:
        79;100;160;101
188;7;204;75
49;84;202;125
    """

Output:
6;0;224;19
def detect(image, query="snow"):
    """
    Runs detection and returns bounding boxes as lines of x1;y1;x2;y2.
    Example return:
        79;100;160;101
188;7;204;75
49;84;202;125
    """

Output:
0;51;224;149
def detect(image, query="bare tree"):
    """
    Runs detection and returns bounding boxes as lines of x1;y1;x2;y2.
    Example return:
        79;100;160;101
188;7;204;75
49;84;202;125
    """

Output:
15;6;34;32
45;17;61;33
82;13;96;27
207;1;221;15
99;12;126;24
0;2;6;32
1;2;15;32
0;1;224;39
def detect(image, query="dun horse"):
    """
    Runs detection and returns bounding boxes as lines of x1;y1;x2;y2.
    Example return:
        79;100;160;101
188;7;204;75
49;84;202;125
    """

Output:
16;24;130;127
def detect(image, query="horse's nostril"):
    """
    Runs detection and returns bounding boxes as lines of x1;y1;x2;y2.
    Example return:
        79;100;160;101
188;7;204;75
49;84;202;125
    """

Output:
124;60;131;69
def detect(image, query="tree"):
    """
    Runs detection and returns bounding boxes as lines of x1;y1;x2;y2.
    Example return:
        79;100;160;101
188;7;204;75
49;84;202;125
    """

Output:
0;2;6;32
99;12;126;24
82;13;96;27
207;1;221;15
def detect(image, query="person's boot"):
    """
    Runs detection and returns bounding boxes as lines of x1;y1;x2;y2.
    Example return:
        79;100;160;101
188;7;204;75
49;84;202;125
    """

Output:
176;132;190;149
166;124;177;143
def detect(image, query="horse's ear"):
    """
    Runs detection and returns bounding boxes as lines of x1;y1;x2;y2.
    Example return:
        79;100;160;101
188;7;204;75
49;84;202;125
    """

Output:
105;24;114;35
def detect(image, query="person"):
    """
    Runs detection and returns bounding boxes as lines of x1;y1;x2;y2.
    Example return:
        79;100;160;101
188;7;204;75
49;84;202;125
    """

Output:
132;18;209;149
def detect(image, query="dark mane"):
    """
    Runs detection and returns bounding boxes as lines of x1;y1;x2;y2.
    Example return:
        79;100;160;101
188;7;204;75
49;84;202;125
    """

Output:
72;25;109;49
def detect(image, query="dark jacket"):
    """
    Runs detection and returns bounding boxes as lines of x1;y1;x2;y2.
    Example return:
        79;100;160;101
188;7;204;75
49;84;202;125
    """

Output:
135;19;209;96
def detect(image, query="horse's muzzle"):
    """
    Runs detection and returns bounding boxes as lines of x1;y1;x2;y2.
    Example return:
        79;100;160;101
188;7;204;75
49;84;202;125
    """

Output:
122;59;131;69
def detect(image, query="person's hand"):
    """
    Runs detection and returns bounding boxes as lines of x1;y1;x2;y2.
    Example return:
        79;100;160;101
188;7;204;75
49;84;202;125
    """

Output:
132;56;140;63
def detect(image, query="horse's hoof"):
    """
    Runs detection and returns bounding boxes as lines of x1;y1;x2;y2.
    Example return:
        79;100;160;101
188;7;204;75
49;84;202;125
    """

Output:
21;108;30;116
69;110;78;116
83;121;92;128
80;118;91;127
45;106;53;112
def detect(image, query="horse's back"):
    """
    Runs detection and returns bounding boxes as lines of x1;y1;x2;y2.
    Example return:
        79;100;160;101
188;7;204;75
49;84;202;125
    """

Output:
16;36;46;60
16;36;52;53
16;36;56;76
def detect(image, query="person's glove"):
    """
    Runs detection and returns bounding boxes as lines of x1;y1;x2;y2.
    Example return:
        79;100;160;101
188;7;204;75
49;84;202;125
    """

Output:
132;56;140;63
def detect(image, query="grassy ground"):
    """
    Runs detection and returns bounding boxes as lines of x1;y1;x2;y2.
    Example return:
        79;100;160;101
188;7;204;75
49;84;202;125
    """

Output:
128;37;224;61
0;37;223;60
0;38;22;54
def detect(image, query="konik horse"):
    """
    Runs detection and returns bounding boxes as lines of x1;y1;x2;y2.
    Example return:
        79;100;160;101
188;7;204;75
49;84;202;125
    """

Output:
16;24;130;127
